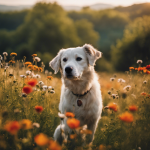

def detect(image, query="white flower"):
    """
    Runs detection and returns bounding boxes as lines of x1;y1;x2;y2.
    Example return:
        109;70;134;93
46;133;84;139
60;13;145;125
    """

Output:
49;90;55;94
110;78;115;81
45;70;48;74
143;80;147;84
32;122;40;128
49;72;52;75
34;57;41;62
48;86;52;89
58;112;65;119
137;60;143;64
35;74;41;78
20;75;26;78
26;70;31;75
111;94;118;99
39;81;44;85
42;85;48;91
3;52;8;56
118;78;126;83
123;85;131;91
0;55;3;61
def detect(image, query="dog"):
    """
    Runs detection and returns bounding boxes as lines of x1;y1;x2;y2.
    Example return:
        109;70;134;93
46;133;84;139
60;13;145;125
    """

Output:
49;44;103;145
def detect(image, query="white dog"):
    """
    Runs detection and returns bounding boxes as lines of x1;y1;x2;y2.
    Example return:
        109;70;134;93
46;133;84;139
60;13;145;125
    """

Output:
49;44;102;145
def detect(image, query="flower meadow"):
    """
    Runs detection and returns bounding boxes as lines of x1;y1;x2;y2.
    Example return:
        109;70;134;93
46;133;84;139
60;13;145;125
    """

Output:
0;53;150;150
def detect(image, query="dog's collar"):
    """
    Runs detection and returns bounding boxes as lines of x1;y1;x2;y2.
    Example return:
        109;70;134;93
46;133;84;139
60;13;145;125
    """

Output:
71;88;92;97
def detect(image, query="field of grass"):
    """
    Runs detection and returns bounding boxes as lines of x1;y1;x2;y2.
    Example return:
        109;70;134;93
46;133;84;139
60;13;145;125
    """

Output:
0;54;150;150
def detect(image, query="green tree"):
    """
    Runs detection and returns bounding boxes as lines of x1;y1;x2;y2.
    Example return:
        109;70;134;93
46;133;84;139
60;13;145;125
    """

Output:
111;16;150;71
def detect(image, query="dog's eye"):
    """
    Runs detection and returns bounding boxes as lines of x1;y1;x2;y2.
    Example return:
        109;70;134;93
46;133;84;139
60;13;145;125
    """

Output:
76;57;82;61
63;58;67;62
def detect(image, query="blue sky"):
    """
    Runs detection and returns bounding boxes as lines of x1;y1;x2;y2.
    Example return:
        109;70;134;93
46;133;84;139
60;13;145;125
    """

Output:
0;0;150;6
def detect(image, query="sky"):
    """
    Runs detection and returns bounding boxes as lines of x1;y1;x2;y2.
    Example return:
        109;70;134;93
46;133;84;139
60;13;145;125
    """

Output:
0;0;150;6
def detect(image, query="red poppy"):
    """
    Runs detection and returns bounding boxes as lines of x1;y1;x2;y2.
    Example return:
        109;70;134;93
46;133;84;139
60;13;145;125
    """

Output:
141;92;147;96
67;118;80;129
35;106;43;113
119;112;133;123
4;121;20;135
27;79;37;87
22;86;33;94
129;105;138;112
146;65;150;70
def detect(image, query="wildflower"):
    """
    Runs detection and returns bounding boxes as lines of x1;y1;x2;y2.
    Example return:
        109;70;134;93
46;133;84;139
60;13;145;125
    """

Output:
123;85;131;91
135;68;138;70
35;74;41;78
33;122;40;128
146;70;150;74
107;103;118;112
33;65;39;71
14;108;21;114
49;90;55;94
20;119;32;130
27;65;33;69
99;144;106;150
32;54;37;57
42;85;48;91
49;140;62;150
118;78;126;83
35;106;43;113
146;65;150;70
34;133;49;146
110;77;115;81
9;60;15;64
34;57;41;62
141;92;147;96
58;112;66;120
108;91;111;95
38;67;43;72
21;93;27;97
26;70;31;75
4;121;20;135
22;86;33;94
119;112;133;123
67;118;80;129
47;76;53;80
27;79;37;87
138;67;143;71
65;112;75;118
20;75;26;78
137;60;143;64
129;67;134;70
143;80;147;84
48;86;52;89
129;105;138;112
45;70;49;74
24;62;32;65
3;52;8;56
111;94;118;99
10;52;17;56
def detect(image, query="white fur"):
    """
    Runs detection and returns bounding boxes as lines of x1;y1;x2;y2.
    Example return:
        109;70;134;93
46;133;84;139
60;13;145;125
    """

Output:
50;44;103;144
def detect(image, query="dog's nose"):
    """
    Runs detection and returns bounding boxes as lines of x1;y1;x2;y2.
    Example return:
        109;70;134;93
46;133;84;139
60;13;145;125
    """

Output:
65;67;73;74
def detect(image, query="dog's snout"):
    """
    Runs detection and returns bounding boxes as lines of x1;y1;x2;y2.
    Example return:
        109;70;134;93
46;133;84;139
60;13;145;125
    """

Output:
65;67;73;74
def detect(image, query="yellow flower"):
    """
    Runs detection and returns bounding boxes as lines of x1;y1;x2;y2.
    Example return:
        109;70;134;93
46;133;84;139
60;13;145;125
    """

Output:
34;133;49;146
20;119;32;130
25;62;32;65
129;67;134;70
38;67;43;72
9;60;15;64
10;52;17;56
47;76;53;80
32;54;37;57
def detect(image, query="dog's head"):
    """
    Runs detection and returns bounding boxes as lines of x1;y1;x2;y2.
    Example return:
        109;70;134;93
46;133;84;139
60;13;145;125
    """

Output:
49;44;102;80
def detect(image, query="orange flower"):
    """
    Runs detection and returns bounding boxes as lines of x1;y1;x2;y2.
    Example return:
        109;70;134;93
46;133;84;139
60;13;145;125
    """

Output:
143;69;147;73
20;119;32;130
34;133;49;146
119;112;133;123
47;76;53;80
67;118;80;129
9;60;15;64
10;52;17;56
146;70;150;74
129;67;134;70
146;65;150;70
141;92;147;96
22;86;33;94
135;68;138;70
38;67;43;72
99;144;106;150
35;106;43;113
49;140;62;150
4;121;20;135
27;79;37;87
129;105;138;112
32;54;37;57
65;112;75;118
33;65;38;71
138;67;143;71
108;103;118;112
25;62;32;65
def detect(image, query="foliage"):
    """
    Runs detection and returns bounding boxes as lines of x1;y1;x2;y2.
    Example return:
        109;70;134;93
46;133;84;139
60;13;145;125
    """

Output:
111;16;150;71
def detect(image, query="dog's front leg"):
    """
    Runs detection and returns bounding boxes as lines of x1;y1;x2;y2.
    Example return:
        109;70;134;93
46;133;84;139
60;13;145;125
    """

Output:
86;120;98;144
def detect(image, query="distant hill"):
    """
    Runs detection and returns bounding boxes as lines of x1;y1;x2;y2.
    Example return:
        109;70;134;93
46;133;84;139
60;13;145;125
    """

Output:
0;5;32;12
0;3;114;12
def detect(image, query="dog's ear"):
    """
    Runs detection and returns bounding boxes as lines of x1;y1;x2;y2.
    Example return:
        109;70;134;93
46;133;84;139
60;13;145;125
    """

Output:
83;44;102;66
49;49;64;74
